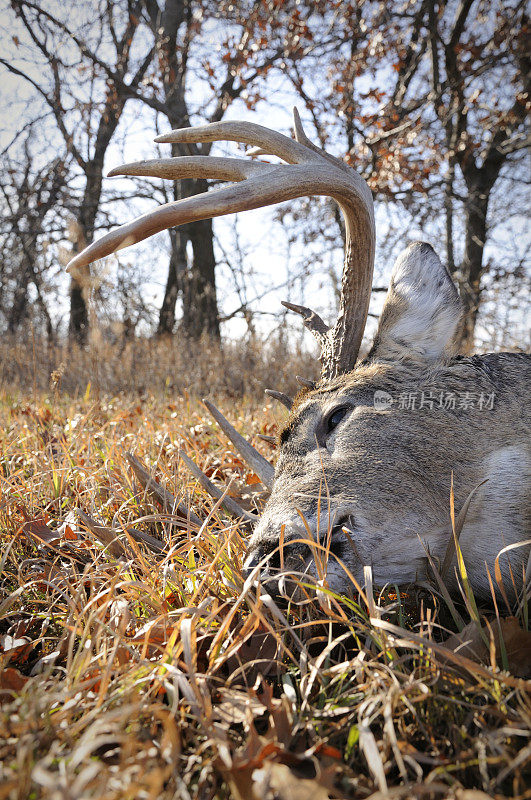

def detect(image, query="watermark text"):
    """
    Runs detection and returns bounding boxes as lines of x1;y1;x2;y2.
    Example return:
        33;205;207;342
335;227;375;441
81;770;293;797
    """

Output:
373;389;495;412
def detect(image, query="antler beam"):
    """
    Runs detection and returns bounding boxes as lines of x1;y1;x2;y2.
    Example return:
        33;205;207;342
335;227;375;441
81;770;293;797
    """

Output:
67;108;375;378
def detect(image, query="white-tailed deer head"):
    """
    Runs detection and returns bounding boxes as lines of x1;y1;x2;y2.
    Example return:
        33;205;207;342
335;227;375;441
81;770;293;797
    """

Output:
68;110;530;601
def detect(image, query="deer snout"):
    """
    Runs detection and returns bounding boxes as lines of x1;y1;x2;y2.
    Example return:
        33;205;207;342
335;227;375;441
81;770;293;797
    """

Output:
243;536;313;603
243;509;357;598
244;512;313;572
243;523;312;575
242;547;277;578
243;538;305;577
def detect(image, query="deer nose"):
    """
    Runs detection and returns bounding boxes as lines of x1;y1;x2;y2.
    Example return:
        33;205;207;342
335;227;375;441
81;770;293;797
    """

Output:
242;546;281;580
243;550;296;603
242;551;260;578
243;539;313;595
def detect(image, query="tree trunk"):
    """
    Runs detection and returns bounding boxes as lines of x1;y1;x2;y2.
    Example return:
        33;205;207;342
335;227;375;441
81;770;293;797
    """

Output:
182;205;220;339
456;180;490;353
158;157;220;339
68;102;126;344
68;216;94;345
445;158;456;276
8;269;29;333
149;0;220;341
69;219;91;345
157;226;187;335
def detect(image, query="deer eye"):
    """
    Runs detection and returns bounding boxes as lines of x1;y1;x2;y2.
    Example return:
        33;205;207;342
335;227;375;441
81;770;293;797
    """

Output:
326;406;348;433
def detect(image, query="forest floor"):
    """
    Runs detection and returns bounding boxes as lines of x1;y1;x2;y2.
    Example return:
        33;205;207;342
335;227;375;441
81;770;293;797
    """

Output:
0;377;529;799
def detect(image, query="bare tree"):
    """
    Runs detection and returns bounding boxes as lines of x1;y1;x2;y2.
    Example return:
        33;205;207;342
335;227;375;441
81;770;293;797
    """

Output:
3;0;155;342
0;130;69;339
2;0;526;349
427;1;530;347
105;0;318;338
281;0;530;349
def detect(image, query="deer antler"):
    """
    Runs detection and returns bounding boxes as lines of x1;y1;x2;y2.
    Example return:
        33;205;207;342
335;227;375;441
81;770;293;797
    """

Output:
67;108;375;379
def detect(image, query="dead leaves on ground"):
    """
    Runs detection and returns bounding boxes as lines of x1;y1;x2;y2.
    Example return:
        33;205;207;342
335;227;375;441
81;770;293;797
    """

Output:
1;394;530;798
0;666;28;695
442;617;531;678
216;678;343;800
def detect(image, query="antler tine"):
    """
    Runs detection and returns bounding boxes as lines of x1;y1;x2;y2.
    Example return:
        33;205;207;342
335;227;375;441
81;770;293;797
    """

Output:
67;159;373;277
154;118;316;165
202;398;274;490
67;167;303;272
292;107;351;173
66;108;375;376
107;155;268;181
265;389;293;410
296;375;316;390
281;300;330;345
245;147;271;157
178;450;256;523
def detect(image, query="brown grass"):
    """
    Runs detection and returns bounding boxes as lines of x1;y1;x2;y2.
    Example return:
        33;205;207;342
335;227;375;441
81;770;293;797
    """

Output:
0;334;317;399
0;342;529;800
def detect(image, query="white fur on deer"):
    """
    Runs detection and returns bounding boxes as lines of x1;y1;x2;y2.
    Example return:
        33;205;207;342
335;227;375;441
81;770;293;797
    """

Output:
67;110;530;600
247;248;530;599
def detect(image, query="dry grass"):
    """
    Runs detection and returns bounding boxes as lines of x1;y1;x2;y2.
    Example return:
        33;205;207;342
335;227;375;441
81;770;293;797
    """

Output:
0;334;317;399
0;345;530;799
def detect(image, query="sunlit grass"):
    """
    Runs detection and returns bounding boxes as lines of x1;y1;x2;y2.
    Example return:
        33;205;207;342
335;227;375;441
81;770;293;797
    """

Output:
0;384;529;799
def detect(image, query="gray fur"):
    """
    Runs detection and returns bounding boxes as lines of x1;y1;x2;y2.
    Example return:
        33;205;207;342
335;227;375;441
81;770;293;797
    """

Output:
246;244;530;598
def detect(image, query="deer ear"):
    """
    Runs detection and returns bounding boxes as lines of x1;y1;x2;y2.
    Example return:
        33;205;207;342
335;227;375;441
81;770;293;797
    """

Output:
368;242;462;363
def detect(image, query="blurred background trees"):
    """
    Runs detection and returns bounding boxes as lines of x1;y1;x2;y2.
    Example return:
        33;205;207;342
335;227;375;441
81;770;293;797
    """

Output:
0;0;529;355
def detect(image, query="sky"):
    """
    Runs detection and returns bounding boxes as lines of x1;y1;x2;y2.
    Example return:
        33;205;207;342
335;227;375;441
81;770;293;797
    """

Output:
1;1;529;352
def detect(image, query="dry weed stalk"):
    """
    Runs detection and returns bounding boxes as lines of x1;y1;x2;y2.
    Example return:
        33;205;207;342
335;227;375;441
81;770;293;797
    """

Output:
0;392;529;799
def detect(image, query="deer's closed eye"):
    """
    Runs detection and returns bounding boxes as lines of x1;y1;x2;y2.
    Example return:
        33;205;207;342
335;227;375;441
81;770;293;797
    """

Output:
326;406;349;433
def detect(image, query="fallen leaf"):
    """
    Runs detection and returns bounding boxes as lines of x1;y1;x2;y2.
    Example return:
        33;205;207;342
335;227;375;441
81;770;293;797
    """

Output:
21;517;59;545
131;618;178;659
57;512;81;540
442;622;487;663
314;743;343;761
255;680;293;747
0;667;28;695
497;616;531;678
0;634;33;665
224;625;280;684
251;762;332;800
442;617;531;678
214;687;266;726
